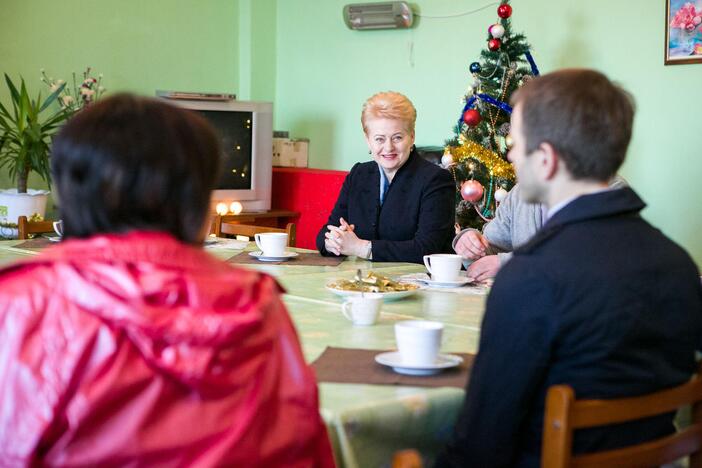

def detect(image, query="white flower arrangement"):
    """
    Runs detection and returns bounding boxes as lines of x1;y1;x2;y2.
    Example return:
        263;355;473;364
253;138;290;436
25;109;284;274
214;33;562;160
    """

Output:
41;67;106;113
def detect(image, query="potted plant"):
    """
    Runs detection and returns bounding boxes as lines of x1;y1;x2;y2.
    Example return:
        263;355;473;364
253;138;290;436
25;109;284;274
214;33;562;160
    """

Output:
0;74;72;233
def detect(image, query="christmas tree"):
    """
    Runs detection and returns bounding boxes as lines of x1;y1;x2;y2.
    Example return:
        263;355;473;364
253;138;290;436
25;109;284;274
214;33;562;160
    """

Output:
442;0;540;230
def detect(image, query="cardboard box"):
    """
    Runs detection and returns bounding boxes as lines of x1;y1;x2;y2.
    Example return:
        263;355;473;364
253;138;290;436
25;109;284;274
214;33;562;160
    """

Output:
273;137;309;167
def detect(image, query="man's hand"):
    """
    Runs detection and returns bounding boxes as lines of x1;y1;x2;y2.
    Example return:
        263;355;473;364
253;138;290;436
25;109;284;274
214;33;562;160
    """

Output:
466;255;502;282
454;230;490;260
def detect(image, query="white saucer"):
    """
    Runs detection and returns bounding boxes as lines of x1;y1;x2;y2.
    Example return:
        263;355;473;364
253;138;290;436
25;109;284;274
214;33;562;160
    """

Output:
249;251;299;262
424;276;472;288
46;236;62;242
375;351;463;376
407;272;472;288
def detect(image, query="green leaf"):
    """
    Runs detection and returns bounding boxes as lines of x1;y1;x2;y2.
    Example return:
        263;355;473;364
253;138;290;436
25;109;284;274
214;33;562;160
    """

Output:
40;111;70;133
4;74;20;105
0;99;15;122
0;73;64;190
39;82;66;112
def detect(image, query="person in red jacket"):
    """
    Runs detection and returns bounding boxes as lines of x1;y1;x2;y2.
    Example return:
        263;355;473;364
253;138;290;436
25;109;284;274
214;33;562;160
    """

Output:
0;94;335;467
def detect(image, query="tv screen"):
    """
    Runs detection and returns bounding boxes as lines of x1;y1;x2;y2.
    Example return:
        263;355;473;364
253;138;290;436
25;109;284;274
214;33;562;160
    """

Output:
161;97;273;212
199;110;253;191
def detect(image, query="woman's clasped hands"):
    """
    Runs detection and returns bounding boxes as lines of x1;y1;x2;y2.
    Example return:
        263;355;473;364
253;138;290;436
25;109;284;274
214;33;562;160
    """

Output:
324;217;370;257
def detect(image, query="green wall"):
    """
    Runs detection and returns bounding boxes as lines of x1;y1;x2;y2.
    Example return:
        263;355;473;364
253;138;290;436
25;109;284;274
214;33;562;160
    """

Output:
274;0;702;267
0;0;239;96
238;0;277;101
0;0;240;190
1;0;701;266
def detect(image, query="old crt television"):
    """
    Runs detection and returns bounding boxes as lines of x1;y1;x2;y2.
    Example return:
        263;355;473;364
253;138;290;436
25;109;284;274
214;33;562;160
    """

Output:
163;97;273;212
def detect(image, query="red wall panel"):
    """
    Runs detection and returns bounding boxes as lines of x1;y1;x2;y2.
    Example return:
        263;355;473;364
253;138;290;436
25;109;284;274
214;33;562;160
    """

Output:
271;167;348;250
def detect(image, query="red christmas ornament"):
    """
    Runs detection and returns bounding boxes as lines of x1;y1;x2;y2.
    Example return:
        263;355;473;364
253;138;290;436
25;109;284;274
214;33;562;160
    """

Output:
497;4;513;18
461;180;484;203
488;38;502;51
462;109;482;126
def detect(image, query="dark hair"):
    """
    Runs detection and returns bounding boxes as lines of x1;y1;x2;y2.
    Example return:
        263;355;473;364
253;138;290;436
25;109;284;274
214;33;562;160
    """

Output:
511;69;635;181
51;94;222;244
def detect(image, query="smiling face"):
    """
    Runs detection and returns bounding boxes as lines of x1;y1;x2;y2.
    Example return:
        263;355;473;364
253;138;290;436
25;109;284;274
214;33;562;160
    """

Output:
364;118;415;178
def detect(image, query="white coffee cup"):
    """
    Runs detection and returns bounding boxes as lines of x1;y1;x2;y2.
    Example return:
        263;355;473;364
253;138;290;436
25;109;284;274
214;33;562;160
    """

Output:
423;254;463;282
53;220;64;237
254;232;288;257
395;320;444;366
342;295;383;326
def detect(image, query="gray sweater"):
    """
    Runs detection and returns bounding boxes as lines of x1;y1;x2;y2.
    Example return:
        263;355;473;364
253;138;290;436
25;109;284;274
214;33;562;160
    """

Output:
453;176;628;265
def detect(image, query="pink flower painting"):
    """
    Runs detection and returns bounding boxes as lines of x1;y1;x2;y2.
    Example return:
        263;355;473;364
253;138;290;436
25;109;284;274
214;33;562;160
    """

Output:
667;0;702;63
670;2;702;31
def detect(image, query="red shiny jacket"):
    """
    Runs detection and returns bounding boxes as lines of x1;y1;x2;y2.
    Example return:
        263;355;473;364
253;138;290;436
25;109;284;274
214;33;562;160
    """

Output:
0;232;335;467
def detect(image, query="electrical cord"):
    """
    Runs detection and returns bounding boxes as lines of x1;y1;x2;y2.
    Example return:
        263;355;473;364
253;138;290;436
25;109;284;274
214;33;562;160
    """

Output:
413;1;500;19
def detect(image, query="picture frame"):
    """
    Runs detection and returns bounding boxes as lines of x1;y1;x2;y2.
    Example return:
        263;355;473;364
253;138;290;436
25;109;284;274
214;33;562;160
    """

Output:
665;0;702;65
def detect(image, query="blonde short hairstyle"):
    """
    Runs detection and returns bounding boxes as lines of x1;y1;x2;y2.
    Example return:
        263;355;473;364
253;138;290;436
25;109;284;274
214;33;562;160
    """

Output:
361;91;416;134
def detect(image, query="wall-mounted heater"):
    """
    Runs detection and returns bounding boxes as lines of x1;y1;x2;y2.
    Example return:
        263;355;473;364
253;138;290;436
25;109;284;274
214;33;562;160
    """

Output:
343;2;414;30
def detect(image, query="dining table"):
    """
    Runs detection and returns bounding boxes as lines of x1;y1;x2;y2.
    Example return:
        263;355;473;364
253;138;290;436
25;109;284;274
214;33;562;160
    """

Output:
0;237;489;468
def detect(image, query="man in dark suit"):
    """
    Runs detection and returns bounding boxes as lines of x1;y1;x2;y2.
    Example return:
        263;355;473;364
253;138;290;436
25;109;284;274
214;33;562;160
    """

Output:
436;69;702;467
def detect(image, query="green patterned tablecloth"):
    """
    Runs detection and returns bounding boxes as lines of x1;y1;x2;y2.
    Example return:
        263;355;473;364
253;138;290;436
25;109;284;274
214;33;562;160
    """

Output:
0;239;487;468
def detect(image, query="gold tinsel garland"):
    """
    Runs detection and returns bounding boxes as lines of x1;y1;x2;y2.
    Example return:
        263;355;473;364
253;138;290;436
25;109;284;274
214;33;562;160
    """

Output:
448;140;515;181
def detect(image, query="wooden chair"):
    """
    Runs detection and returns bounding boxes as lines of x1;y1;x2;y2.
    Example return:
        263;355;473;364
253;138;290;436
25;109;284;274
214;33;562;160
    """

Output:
391;450;423;468
213;219;296;247
542;364;702;468
17;215;55;239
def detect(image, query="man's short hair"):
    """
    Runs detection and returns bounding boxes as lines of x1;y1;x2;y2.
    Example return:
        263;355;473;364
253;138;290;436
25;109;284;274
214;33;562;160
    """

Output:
51;94;222;244
511;69;635;181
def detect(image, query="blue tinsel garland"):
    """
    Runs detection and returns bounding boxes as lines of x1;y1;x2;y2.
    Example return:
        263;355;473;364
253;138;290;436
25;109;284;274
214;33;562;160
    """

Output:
457;49;540;127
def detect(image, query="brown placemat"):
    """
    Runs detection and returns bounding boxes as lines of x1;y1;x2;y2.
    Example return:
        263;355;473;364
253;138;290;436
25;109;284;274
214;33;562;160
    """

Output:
311;346;474;388
226;251;345;266
14;237;55;249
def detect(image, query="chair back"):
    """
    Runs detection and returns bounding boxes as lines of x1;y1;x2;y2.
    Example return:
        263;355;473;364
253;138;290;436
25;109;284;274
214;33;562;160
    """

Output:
17;216;55;239
214;218;296;247
542;364;702;468
391;449;423;468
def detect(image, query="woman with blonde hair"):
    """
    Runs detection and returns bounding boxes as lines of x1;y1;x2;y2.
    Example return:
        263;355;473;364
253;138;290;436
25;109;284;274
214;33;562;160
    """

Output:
317;91;455;263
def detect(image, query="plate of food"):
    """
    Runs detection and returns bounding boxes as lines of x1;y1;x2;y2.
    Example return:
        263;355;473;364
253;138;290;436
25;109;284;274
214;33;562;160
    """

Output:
326;270;422;301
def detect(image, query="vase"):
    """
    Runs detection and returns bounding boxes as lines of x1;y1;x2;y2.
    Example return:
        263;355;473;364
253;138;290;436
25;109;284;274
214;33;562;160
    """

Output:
0;188;50;238
670;28;699;56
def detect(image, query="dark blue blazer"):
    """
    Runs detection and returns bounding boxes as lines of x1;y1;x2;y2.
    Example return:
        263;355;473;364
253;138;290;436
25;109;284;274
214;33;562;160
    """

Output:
316;150;455;264
437;188;702;467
